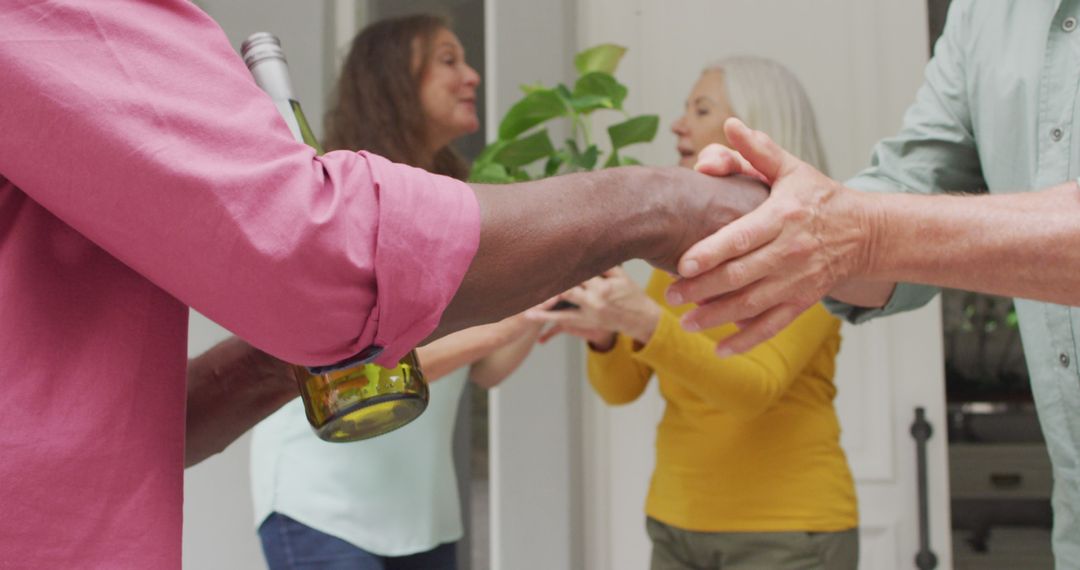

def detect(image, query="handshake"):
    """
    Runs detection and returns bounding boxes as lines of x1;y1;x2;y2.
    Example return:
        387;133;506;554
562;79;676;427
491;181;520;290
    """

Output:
663;117;874;356
447;117;875;356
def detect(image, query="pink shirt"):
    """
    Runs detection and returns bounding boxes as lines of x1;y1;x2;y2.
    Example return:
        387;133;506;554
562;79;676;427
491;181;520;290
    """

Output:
0;2;479;567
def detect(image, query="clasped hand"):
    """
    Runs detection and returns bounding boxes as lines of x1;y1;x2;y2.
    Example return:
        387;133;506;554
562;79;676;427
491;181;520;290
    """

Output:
525;267;661;350
668;117;876;356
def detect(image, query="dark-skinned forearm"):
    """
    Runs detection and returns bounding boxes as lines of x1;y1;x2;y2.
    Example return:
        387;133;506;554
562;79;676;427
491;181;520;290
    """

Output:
434;167;767;337
185;337;298;468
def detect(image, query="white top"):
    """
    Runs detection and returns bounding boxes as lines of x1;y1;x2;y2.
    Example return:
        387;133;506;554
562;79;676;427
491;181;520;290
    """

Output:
250;367;468;556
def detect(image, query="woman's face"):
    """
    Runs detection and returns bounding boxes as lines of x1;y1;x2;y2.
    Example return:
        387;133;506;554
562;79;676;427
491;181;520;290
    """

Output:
670;69;734;168
417;28;481;150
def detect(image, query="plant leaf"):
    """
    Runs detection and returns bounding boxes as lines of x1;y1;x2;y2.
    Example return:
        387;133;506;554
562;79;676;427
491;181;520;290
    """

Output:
563;140;599;171
494;129;556;168
573;72;628;112
574;44;627;75
603;150;619;169
553;84;580;113
469;162;515;184
568;95;610;113
473;139;510;166
573;145;600;170
1006;310;1019;328
520;82;546;95
545;152;566;177
608;114;659;150
498;89;567;140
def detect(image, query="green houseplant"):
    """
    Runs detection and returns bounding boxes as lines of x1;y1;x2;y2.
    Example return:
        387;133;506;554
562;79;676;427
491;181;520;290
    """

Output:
469;44;659;183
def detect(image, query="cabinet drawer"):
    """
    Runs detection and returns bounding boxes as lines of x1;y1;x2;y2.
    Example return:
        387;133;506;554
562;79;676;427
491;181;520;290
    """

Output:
949;444;1052;499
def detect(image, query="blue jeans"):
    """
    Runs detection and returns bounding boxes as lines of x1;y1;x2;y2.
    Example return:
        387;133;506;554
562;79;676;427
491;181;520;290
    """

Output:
258;513;457;570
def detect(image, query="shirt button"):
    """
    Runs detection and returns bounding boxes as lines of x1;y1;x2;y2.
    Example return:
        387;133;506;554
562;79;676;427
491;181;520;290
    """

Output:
1052;127;1064;141
1064;16;1078;32
1061;353;1072;368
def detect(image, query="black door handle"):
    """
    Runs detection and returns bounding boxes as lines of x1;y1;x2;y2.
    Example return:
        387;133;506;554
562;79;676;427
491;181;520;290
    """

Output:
911;407;938;570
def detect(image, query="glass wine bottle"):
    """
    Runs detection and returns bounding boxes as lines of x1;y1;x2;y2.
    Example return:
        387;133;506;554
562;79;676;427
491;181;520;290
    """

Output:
241;32;428;442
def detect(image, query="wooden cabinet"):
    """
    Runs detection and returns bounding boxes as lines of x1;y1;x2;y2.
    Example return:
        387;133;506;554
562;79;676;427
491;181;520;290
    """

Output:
950;443;1052;500
949;443;1054;570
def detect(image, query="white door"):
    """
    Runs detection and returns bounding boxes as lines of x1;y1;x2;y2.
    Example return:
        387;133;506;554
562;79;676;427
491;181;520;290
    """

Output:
833;310;952;569
489;0;952;568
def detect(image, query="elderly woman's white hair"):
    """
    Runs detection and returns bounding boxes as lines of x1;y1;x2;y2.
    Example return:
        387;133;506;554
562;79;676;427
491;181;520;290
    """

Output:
705;56;828;174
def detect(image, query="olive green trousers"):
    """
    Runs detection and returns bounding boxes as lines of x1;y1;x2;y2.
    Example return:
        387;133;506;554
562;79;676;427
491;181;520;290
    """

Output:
646;517;859;570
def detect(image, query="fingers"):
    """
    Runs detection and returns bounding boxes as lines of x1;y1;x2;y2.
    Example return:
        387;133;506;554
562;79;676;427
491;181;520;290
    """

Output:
694;143;769;183
524;293;561;310
602;266;625;279
560;286;591;307
668;236;780;305
713;303;807;357
723;118;793;182
673;204;783;281
525;305;601;331
694;144;743;177
678;272;807;332
525;307;571;322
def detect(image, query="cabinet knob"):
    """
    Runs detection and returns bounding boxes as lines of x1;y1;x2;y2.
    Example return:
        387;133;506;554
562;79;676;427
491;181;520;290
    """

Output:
989;472;1023;489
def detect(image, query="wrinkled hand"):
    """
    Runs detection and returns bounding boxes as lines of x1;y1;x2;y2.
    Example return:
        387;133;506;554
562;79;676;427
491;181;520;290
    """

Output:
667;118;875;356
526;267;660;347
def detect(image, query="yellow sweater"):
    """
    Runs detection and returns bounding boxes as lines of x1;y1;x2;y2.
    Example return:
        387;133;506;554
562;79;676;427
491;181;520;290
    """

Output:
587;270;857;532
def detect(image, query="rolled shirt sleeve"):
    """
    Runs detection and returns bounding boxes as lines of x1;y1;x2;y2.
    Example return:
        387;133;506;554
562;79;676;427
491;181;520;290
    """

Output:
826;0;983;323
0;1;479;366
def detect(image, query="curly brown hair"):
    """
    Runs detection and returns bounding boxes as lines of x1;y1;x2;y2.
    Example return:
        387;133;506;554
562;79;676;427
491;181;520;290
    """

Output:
323;14;469;180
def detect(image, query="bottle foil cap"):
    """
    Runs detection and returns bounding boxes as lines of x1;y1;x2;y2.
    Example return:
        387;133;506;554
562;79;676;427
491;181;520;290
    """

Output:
241;32;286;70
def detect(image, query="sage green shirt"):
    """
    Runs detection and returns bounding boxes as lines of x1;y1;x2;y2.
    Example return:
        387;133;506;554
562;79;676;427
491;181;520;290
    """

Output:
825;1;1080;564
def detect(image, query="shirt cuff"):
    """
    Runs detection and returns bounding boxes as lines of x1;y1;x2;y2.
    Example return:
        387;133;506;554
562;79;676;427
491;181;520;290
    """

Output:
587;332;637;361
629;309;684;365
363;153;481;366
823;282;939;324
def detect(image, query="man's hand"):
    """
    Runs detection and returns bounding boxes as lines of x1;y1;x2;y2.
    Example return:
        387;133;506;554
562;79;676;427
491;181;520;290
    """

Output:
186;337;298;467
646;168;772;274
667;118;878;356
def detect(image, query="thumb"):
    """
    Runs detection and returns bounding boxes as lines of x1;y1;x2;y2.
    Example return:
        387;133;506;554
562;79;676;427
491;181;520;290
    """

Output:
723;117;794;182
694;143;746;177
603;265;628;279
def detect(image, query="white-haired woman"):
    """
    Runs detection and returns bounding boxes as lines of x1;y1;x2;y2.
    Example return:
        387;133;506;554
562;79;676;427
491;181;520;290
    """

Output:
530;56;858;569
